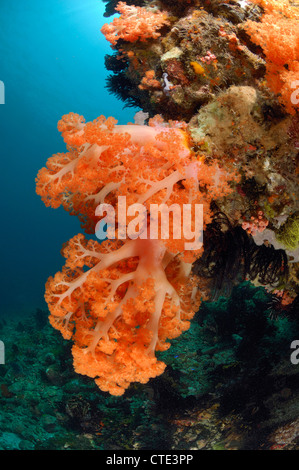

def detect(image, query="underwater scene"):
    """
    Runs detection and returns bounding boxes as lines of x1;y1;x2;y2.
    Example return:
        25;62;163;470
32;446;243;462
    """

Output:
0;0;299;454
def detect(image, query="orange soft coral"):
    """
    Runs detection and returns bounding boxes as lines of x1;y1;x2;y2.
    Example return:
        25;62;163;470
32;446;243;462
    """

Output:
139;70;162;90
36;113;236;395
245;1;299;114
100;2;170;46
46;236;199;395
248;0;299;17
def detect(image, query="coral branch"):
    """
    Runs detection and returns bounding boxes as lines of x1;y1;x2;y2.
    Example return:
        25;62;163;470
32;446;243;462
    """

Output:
101;2;170;46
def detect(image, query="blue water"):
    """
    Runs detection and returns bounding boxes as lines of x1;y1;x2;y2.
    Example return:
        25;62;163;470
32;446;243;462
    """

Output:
0;0;138;317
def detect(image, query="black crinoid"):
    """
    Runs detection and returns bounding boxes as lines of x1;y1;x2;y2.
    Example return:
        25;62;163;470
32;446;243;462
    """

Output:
105;53;129;74
192;210;289;300
105;72;146;109
104;53;144;109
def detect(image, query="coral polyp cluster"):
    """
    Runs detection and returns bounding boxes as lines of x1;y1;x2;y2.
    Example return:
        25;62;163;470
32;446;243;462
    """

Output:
244;0;299;114
101;2;170;45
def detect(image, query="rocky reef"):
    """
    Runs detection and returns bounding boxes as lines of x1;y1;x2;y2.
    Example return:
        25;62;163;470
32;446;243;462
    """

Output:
0;287;298;449
102;0;299;310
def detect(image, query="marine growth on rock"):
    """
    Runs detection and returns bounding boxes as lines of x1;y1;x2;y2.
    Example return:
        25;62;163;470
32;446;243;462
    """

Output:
36;0;299;395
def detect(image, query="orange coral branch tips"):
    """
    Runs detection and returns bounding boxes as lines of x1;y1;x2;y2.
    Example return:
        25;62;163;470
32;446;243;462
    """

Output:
101;2;170;46
36;113;236;395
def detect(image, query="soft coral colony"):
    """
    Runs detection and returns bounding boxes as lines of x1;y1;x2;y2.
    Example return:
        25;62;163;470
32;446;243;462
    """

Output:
36;112;235;395
36;0;299;395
